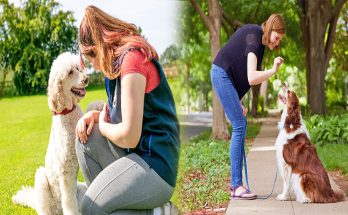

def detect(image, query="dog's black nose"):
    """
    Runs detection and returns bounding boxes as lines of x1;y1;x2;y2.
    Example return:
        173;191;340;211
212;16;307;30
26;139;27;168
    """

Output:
83;77;88;85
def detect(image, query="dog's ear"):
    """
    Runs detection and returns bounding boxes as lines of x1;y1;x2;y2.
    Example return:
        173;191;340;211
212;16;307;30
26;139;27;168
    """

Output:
48;79;65;113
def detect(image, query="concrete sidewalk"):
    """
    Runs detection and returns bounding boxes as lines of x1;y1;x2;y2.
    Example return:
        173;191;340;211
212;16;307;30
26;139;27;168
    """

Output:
225;112;348;215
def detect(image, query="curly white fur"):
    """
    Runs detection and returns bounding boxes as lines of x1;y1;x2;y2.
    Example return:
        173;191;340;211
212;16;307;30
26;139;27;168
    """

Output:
12;52;88;215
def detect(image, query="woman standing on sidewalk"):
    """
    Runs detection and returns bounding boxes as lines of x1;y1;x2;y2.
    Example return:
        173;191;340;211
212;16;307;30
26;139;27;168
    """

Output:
210;13;285;199
75;5;179;214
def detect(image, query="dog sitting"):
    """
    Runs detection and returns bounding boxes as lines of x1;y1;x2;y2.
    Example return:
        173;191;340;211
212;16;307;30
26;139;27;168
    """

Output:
12;52;88;215
275;84;345;203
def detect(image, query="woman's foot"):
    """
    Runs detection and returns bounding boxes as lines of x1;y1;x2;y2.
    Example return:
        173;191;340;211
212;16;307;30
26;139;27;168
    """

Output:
230;185;257;200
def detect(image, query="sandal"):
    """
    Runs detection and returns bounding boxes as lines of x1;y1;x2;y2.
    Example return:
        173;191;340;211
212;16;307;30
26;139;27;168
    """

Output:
230;186;257;200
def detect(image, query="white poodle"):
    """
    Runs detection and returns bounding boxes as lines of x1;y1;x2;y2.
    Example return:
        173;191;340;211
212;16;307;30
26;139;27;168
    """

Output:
12;52;88;215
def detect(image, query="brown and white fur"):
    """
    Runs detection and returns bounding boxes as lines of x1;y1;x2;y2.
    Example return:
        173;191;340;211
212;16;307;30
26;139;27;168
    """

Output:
12;52;88;214
275;84;345;203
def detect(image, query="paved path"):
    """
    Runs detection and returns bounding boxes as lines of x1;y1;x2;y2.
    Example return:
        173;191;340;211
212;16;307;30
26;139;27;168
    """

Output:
226;112;348;215
179;112;212;142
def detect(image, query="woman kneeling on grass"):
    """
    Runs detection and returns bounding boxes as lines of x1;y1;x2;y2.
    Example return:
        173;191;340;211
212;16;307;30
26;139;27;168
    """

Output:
211;13;286;200
75;5;180;214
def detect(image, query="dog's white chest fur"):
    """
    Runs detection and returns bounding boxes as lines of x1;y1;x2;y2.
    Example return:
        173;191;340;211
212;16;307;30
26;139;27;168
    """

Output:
275;129;288;177
46;108;81;173
275;109;289;177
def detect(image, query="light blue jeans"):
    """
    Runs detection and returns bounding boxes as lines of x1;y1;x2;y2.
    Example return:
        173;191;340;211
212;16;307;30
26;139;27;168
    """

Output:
210;64;247;189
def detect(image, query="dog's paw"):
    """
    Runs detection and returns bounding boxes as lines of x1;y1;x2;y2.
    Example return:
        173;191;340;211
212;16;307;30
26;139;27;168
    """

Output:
298;197;311;204
276;193;290;201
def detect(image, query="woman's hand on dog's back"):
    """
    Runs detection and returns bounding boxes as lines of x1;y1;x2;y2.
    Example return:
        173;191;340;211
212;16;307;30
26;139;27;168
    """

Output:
76;110;100;144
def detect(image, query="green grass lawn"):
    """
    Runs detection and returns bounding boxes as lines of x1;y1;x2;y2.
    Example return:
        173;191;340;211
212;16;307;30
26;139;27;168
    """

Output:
0;87;107;214
0;87;259;214
172;121;261;213
316;144;348;175
1;89;347;214
314;143;348;197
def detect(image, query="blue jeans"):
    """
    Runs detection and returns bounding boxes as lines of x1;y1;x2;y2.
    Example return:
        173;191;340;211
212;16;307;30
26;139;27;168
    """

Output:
210;64;247;188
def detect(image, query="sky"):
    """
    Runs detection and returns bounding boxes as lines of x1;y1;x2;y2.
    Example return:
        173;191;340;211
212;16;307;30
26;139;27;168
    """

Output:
10;0;183;55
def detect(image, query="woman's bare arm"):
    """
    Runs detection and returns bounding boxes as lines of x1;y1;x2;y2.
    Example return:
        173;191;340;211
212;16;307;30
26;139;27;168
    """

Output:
247;52;283;85
98;73;145;149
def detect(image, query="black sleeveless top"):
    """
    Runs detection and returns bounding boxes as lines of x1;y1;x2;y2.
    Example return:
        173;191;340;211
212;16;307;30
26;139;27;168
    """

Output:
213;24;265;99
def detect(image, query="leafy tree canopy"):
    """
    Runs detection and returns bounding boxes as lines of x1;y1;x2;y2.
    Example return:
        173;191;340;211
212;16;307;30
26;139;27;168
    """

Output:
0;0;77;95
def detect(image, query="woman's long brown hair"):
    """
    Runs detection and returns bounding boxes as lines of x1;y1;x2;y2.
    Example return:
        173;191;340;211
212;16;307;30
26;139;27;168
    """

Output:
261;13;286;51
79;5;158;79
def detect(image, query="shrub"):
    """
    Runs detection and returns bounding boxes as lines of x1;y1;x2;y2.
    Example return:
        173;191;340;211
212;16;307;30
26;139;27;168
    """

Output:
0;81;18;98
87;72;105;87
305;114;348;146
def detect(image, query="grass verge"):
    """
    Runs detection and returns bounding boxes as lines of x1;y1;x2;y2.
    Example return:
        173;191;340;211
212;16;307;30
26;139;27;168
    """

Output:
316;144;348;175
172;120;261;213
0;88;106;214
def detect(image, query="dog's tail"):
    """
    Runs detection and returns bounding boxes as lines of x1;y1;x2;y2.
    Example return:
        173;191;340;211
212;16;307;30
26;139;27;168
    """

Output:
301;172;346;203
12;186;36;208
12;166;52;210
327;190;346;203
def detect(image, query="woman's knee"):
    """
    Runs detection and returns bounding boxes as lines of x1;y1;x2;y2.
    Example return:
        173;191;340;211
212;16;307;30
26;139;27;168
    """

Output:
85;124;103;145
77;124;107;152
232;118;247;132
81;195;107;215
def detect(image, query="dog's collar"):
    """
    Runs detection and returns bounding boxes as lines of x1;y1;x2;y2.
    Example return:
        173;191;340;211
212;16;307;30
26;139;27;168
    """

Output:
52;105;76;115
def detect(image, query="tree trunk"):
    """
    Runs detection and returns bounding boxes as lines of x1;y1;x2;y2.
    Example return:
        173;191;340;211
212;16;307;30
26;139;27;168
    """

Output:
260;80;268;107
190;0;229;139
209;0;229;139
0;67;8;97
246;91;251;113
199;84;205;112
205;91;209;111
251;84;261;117
210;31;229;139
298;0;347;115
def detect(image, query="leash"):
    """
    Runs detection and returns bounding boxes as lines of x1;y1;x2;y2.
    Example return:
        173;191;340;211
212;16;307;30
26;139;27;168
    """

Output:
242;146;251;191
256;170;278;199
242;145;278;200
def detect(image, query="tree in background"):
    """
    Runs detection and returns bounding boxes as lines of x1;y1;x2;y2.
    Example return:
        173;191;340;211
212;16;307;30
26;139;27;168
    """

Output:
298;0;347;115
189;0;229;140
160;44;181;66
326;2;348;109
161;41;212;113
0;0;77;95
161;1;347;124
